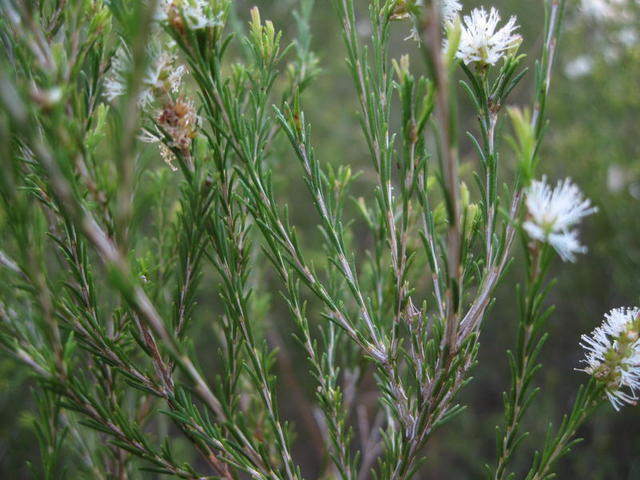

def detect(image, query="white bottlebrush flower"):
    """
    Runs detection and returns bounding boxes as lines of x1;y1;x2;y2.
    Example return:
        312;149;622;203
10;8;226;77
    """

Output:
154;0;170;22
400;0;462;39
103;45;130;103
523;177;597;262
580;307;640;410
183;0;224;30
104;44;185;108
581;0;628;19
404;26;420;43
441;0;462;24
607;164;626;193
159;0;224;30
456;7;521;66
564;55;593;79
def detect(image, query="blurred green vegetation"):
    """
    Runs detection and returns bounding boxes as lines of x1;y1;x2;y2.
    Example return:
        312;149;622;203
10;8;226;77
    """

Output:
1;0;639;478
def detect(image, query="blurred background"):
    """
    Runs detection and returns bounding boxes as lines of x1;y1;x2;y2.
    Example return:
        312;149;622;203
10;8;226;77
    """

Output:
1;0;639;478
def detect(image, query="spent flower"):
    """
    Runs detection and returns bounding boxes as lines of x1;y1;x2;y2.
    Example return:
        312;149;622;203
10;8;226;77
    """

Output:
580;307;640;410
456;6;521;67
390;0;421;20
141;98;199;171
523;177;597;262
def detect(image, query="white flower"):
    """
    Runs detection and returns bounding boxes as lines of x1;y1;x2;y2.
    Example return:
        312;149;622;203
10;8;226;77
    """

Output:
154;0;169;22
167;64;186;94
564;55;593;79
580;307;640;410
158;0;224;30
523;177;597;262
404;26;420;43
104;44;185;108
607;164;626;193
184;0;224;30
441;0;462;24
401;0;461;43
456;7;521;66
104;45;130;103
581;0;628;19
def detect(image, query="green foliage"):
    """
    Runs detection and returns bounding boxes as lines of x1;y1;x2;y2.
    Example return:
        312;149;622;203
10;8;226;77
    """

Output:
0;0;635;479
